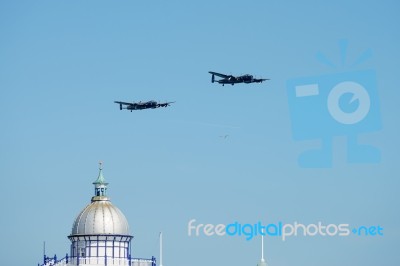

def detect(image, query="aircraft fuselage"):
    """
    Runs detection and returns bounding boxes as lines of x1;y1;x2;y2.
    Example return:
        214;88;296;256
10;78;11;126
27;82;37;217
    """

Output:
216;75;255;85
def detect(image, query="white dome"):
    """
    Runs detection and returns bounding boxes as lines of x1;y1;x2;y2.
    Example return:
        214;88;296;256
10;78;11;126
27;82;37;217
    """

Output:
71;199;130;236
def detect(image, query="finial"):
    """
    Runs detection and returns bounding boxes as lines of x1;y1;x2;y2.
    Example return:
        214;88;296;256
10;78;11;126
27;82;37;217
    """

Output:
99;161;103;170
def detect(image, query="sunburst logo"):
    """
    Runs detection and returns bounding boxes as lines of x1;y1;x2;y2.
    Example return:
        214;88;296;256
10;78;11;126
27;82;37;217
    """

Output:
286;40;381;168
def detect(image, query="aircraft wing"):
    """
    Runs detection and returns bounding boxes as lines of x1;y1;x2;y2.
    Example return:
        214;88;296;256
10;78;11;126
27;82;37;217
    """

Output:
208;71;231;79
253;78;270;83
114;101;134;106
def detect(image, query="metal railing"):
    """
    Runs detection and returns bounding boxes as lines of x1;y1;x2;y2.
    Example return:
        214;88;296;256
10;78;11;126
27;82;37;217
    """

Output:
39;254;69;266
39;255;156;266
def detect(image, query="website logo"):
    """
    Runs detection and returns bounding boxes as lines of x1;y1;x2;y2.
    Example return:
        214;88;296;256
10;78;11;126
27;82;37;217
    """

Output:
286;40;381;168
188;219;383;241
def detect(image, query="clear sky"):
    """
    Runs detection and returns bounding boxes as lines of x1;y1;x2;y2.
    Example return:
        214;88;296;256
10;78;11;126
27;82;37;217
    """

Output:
0;1;399;265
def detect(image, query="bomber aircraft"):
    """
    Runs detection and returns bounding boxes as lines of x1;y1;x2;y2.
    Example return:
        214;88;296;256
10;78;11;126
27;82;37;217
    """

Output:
114;100;174;111
209;71;269;86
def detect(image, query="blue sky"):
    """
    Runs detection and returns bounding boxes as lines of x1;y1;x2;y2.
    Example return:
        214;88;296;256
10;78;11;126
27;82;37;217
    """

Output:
0;0;399;265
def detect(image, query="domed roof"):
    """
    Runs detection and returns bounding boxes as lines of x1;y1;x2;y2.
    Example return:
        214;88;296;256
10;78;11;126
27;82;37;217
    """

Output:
70;164;131;236
71;200;130;236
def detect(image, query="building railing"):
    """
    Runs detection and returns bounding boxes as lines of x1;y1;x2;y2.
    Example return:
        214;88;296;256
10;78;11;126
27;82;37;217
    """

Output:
131;258;156;266
39;254;69;266
39;254;156;266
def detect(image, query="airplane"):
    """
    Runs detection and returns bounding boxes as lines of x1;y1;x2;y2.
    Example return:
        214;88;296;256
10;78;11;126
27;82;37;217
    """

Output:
114;100;174;111
209;71;269;86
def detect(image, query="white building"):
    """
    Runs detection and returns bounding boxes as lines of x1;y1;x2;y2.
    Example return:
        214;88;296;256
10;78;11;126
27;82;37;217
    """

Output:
39;164;156;266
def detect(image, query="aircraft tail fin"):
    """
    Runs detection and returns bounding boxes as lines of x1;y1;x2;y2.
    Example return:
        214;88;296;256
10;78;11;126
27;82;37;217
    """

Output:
211;74;215;83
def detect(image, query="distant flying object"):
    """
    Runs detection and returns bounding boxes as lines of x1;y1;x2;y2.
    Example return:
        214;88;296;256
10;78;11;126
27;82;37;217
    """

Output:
114;100;174;111
209;71;269;86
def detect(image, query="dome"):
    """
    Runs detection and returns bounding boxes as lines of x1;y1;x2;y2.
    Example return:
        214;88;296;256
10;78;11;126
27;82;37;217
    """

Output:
71;199;130;236
70;163;131;236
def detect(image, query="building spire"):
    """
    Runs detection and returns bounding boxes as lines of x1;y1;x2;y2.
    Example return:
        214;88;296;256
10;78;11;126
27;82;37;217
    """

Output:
92;162;109;201
261;234;264;262
159;232;163;266
257;235;267;266
93;161;108;185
